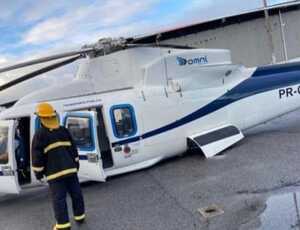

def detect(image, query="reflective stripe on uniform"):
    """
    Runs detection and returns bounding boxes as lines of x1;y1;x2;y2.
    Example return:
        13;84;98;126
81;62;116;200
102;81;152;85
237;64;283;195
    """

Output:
47;168;77;181
75;157;79;162
74;214;85;221
55;222;71;229
32;166;44;172
44;141;71;154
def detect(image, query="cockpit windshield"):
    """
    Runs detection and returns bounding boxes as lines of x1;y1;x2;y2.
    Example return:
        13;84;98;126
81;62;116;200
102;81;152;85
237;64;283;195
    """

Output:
0;126;8;164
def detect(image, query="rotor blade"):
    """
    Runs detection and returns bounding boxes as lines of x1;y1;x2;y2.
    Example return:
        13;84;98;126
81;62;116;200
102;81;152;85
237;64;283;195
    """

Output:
126;43;196;49
0;55;81;91
0;100;16;108
0;48;94;74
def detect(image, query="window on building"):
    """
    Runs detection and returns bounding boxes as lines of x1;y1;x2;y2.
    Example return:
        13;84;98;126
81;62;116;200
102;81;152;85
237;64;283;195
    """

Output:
0;127;8;164
65;116;93;149
111;105;137;138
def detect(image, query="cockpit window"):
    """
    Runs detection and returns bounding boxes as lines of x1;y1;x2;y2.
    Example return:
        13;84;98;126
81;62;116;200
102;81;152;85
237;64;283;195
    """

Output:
110;105;137;138
0;127;8;164
65;116;94;150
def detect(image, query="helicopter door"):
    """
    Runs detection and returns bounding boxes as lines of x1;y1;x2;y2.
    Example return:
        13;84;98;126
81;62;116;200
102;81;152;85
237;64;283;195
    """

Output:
0;120;20;194
64;111;106;182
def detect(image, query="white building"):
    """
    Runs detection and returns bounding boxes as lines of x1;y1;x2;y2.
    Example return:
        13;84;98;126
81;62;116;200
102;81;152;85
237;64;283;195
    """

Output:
136;1;300;67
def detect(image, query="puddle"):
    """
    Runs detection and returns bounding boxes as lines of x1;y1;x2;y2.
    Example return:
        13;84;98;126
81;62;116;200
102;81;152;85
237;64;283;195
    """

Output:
257;192;300;230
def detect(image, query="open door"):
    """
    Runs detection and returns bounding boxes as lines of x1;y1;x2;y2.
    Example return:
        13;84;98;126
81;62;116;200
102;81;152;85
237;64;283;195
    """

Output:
0;120;20;194
64;111;106;182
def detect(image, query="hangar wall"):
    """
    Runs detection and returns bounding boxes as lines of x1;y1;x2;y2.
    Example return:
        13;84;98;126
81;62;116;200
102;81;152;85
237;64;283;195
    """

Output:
162;9;300;67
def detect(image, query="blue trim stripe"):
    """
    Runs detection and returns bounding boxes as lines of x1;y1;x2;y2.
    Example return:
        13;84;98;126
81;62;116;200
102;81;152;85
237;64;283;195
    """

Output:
79;155;88;160
252;61;300;77
112;63;300;147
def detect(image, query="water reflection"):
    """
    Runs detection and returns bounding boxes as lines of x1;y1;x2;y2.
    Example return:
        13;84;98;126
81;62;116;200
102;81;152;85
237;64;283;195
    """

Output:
258;192;300;230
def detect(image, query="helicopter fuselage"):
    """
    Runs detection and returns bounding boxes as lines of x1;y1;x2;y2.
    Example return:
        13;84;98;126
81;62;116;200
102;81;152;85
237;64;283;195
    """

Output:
0;46;300;194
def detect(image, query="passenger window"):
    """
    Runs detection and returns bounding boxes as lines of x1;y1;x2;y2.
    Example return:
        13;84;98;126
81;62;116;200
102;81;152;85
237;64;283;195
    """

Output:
0;127;8;164
65;116;93;149
111;105;137;138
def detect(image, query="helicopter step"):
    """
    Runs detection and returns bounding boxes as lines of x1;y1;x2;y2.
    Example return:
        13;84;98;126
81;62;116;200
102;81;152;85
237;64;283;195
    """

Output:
188;125;244;158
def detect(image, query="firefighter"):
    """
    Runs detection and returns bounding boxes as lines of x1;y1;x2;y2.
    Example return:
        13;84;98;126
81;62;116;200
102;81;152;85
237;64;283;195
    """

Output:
31;102;86;230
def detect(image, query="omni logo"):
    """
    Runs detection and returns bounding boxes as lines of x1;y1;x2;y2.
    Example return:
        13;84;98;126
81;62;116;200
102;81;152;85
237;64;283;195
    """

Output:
176;57;187;66
176;56;208;66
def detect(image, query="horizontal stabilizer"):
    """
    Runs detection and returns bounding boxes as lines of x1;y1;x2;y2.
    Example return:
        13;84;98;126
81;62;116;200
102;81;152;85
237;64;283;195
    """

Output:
188;125;244;158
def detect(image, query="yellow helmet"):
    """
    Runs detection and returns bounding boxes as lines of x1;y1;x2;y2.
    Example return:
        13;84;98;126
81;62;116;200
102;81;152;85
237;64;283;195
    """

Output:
36;103;59;129
36;102;56;117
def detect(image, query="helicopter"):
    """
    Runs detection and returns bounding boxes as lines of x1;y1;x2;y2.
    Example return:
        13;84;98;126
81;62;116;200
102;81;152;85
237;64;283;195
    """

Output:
0;37;300;194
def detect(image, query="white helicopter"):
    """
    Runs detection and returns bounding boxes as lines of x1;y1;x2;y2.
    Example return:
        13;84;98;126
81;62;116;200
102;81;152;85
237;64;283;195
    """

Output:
0;37;299;194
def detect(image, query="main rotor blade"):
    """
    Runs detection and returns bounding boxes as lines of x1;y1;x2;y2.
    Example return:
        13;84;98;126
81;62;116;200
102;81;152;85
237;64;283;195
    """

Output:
126;43;196;49
0;55;81;91
0;48;94;74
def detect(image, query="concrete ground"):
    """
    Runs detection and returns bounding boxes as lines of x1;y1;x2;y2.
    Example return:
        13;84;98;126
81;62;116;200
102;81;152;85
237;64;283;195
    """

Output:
2;110;300;230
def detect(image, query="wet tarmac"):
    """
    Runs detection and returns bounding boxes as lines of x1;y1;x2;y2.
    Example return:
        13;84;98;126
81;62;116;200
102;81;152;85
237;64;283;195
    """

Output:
239;187;300;230
258;190;300;230
2;110;300;229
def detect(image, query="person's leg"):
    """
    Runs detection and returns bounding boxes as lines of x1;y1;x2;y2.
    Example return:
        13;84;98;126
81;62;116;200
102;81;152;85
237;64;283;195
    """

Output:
65;175;86;223
49;180;71;230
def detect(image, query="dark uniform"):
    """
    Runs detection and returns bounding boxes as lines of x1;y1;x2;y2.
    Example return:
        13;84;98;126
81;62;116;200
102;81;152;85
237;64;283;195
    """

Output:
32;125;85;230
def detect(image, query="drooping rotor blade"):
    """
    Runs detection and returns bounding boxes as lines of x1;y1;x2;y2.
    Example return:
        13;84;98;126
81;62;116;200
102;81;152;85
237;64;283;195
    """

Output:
0;48;94;74
0;55;81;92
125;43;196;50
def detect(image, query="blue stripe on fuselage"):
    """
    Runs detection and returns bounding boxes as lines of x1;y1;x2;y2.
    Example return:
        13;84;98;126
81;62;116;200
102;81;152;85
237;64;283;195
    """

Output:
79;155;87;160
110;63;300;147
252;61;300;77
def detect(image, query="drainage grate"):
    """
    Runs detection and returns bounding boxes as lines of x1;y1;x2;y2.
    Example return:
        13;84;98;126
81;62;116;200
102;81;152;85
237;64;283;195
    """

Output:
198;204;224;219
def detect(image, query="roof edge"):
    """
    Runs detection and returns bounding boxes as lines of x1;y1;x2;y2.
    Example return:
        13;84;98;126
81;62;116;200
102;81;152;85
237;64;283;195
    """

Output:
134;1;300;44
